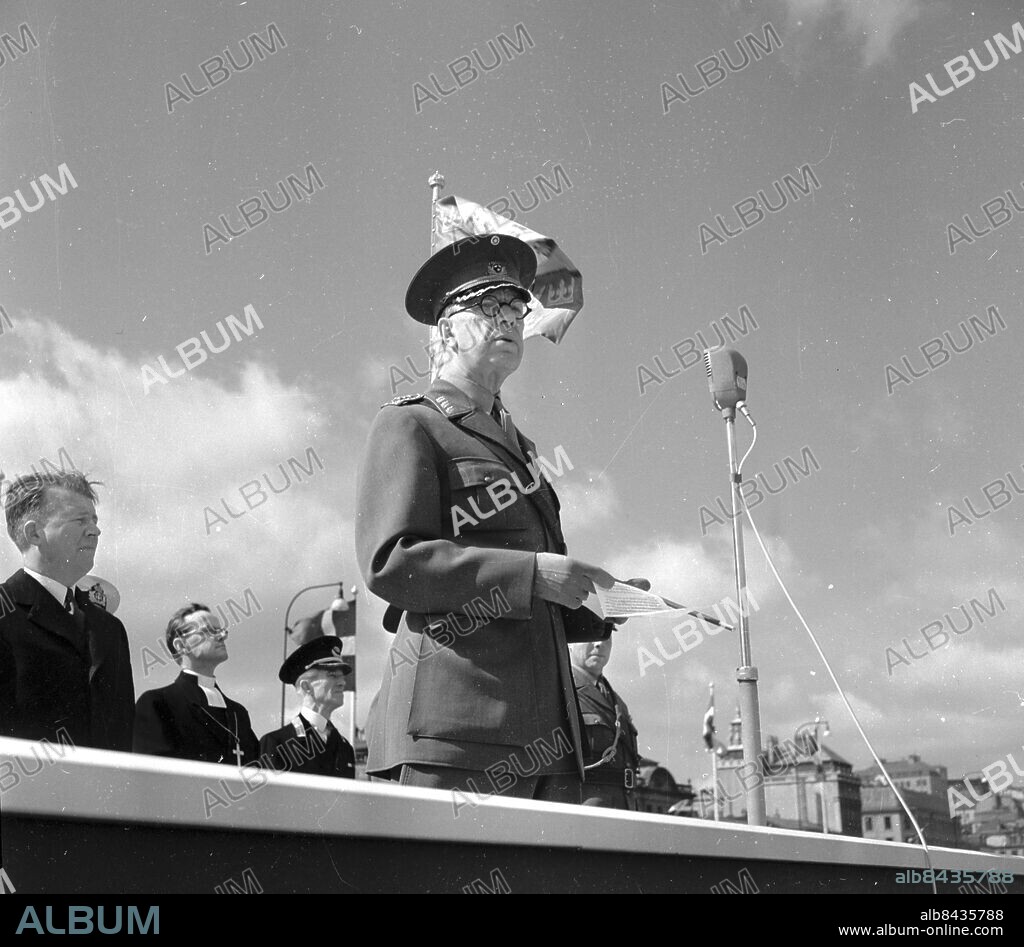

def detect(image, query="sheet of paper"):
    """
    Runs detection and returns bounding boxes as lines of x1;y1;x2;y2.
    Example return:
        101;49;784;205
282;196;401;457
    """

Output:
585;581;684;620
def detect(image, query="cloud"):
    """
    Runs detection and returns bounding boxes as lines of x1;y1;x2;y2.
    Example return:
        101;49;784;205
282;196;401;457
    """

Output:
777;0;924;69
605;529;803;609
555;471;620;537
0;315;362;736
5;315;1016;782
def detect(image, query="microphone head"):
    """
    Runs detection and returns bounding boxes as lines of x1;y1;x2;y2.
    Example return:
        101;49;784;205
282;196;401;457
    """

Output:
703;347;748;410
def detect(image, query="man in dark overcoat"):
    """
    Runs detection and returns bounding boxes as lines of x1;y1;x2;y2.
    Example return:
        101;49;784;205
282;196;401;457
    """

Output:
0;471;134;750
132;603;259;766
356;233;644;805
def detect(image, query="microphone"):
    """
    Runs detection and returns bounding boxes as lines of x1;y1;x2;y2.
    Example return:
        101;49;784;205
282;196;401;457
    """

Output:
703;348;748;414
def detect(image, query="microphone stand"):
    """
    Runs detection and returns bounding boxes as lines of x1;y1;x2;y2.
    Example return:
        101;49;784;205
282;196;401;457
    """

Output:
720;403;767;826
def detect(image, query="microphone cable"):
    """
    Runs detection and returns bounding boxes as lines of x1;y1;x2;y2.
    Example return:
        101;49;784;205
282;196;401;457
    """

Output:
733;403;938;894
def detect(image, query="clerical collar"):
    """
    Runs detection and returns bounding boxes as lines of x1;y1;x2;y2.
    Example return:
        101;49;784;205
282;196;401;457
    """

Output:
182;668;226;708
183;668;218;688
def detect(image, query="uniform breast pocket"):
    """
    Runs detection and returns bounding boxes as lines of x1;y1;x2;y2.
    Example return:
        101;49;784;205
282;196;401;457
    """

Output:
448;457;528;535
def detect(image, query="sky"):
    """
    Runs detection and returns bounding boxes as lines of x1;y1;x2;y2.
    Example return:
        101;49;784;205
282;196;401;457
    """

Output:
1;0;1023;796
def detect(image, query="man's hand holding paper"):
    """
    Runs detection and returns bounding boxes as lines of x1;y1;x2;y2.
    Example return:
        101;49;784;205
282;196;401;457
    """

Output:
586;579;682;620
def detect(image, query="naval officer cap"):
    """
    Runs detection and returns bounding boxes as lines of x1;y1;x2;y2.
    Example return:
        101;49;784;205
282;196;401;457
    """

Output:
279;636;352;685
405;233;538;325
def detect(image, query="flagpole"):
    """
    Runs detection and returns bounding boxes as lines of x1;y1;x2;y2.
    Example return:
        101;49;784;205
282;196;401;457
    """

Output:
709;683;720;822
428;171;444;252
348;586;358;751
427;172;445;377
712;745;720;822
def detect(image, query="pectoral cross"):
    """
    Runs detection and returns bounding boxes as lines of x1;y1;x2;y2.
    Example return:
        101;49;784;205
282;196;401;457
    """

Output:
233;741;243;767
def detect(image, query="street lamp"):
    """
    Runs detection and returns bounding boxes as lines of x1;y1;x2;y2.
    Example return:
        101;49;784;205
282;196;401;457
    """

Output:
280;581;346;726
795;716;831;834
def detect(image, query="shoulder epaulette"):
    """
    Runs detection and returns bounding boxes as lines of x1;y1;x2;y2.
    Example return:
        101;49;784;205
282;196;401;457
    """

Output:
381;394;426;408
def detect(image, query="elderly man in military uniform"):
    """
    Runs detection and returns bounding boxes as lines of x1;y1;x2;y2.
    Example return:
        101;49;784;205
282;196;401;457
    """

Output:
259;636;355;779
356;233;646;805
570;637;640;810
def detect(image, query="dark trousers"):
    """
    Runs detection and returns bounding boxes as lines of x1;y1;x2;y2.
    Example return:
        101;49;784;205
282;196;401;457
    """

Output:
582;782;637;811
375;763;582;805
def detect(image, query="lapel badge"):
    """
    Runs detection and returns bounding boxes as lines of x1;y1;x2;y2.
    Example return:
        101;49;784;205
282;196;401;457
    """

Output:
86;584;106;610
78;575;120;613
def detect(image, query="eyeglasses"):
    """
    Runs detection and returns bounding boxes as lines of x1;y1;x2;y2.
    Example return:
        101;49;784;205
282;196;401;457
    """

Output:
182;622;229;642
448;295;530;324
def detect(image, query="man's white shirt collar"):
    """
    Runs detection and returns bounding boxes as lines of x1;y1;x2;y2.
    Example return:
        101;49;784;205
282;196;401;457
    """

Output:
300;708;330;737
23;567;71;608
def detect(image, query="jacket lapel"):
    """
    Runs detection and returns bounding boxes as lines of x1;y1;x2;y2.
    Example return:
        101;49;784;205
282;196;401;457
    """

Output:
11;569;89;654
181;673;228;747
295;714;331;771
572;668;616;717
426;381;565;544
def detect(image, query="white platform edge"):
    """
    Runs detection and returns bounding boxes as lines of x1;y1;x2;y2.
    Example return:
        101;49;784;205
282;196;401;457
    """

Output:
1;738;1021;875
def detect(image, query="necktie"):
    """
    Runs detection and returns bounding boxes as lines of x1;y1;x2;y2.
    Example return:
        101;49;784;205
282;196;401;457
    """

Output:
492;394;517;445
64;589;86;636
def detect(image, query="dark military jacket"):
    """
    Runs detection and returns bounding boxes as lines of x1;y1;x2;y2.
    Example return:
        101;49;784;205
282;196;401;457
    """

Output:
355;378;610;777
259;714;355;779
572;665;639;785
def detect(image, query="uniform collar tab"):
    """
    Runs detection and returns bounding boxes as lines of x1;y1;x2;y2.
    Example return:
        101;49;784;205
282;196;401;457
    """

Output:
426;380;477;419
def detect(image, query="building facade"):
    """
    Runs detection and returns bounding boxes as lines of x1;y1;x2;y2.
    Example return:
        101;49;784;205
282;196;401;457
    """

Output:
860;786;959;846
951;774;1024;855
856;754;948;796
634;758;694;814
855;755;959;846
701;707;862;835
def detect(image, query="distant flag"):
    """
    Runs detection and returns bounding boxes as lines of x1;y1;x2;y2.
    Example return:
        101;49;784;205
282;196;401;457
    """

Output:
328;596;357;693
432;194;583;344
308;595;356;693
702;683;715;750
321;598;355;638
288;614;324;648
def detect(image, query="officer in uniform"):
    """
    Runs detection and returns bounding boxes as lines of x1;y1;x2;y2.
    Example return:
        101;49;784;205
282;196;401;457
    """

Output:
259;636;355;779
570;638;641;810
356;233;647;804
